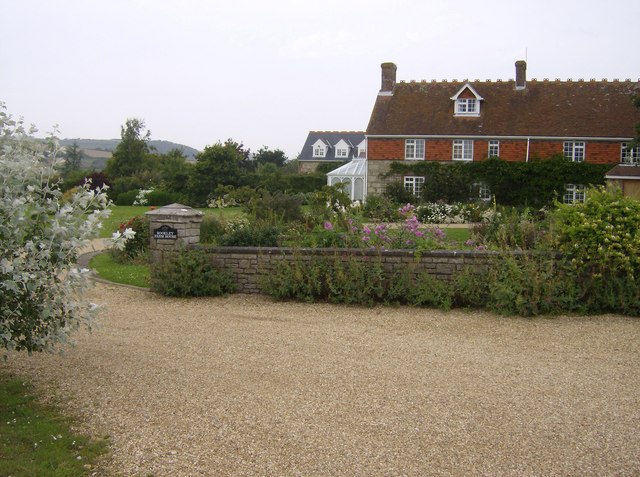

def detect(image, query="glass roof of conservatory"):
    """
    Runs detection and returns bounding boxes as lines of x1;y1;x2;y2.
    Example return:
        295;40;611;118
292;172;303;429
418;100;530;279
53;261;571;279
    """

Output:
326;159;366;178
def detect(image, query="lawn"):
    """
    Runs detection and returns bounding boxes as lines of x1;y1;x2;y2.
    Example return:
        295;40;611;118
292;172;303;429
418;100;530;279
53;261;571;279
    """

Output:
0;372;108;477
89;253;150;288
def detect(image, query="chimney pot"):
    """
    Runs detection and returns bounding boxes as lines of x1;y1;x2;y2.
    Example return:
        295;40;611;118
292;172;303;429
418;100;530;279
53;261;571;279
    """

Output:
515;60;527;89
380;62;397;93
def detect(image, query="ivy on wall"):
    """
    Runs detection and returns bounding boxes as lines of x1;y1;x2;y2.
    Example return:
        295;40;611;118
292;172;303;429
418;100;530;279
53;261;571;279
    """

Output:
387;156;611;207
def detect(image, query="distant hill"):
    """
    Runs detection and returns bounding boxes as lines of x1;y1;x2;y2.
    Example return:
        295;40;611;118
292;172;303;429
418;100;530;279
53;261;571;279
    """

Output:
59;138;200;170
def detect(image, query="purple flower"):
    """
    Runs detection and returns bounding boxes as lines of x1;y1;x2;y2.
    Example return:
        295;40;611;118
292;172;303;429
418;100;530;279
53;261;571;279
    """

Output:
465;239;476;247
399;203;415;215
362;226;371;235
362;236;370;242
324;221;333;231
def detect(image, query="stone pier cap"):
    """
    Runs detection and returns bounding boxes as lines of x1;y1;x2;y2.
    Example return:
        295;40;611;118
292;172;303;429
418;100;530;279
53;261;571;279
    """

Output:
145;203;204;219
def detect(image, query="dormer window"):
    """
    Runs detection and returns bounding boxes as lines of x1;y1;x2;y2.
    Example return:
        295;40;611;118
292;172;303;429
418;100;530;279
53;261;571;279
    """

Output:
334;139;351;159
456;98;478;115
451;83;483;117
357;139;366;159
312;139;328;158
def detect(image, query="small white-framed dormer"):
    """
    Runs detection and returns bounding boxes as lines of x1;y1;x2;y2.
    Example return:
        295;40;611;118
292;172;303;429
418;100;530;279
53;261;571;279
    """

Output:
334;139;351;159
450;83;484;117
356;139;367;159
312;139;329;158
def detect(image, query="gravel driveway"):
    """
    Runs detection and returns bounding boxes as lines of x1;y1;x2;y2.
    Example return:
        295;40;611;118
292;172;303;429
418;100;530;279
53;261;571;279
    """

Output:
5;283;640;476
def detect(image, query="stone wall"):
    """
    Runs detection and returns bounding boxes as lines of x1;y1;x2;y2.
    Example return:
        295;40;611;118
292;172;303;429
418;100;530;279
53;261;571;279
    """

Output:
366;160;400;196
198;245;498;294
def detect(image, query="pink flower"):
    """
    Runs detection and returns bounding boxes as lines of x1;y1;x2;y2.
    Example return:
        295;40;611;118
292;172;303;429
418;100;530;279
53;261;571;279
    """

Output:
362;226;371;235
324;221;333;230
399;203;415;215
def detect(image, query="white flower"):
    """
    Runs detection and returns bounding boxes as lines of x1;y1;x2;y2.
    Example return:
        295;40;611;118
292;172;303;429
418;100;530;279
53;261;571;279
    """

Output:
122;227;136;240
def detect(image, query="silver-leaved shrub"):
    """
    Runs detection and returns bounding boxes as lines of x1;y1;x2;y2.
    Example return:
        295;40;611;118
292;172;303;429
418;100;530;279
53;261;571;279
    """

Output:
0;104;111;354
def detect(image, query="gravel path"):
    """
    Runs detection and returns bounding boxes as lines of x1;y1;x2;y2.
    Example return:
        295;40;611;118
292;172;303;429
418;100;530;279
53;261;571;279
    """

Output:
4;283;640;476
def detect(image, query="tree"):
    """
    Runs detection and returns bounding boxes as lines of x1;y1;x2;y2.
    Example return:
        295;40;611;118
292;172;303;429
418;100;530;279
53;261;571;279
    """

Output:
154;149;193;195
254;147;287;168
61;141;83;175
0;104;113;354
188;140;249;206
104;118;151;178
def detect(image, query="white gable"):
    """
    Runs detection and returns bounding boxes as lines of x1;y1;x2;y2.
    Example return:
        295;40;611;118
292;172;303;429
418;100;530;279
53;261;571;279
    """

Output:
334;139;350;149
450;83;484;101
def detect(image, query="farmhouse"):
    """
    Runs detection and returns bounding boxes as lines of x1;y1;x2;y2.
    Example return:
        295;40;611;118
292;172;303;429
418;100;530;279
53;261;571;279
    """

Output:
364;61;640;200
297;131;366;173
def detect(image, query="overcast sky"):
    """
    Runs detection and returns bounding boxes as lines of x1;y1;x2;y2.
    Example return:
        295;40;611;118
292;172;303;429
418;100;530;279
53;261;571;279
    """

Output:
2;0;639;158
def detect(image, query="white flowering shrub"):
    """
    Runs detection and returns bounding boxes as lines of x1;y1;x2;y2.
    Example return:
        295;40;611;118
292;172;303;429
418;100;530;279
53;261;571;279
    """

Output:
416;202;487;224
0;105;112;354
132;188;154;205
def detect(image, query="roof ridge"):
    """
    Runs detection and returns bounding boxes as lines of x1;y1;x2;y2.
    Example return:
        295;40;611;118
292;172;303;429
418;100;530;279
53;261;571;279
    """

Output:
310;130;365;133
399;78;639;84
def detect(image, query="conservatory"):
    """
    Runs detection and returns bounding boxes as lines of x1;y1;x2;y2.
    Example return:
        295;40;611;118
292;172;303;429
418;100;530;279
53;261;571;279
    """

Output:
326;159;366;202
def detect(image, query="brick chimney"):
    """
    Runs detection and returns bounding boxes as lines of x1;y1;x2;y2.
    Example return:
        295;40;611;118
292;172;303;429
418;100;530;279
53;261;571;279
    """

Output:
515;60;527;89
380;62;397;94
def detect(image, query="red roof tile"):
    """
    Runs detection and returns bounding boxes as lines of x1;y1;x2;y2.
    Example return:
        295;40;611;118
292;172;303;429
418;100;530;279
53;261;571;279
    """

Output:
367;80;640;138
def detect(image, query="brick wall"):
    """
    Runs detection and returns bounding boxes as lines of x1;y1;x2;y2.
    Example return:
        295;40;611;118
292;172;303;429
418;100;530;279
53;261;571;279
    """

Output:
368;138;622;164
368;139;404;160
197;246;500;294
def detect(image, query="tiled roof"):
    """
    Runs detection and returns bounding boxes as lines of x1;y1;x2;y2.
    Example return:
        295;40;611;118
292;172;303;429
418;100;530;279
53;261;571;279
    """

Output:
298;131;365;161
606;164;640;179
367;80;640;138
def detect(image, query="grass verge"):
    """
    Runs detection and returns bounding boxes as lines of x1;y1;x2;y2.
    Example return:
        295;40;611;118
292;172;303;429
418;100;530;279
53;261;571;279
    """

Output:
89;253;150;288
0;372;108;477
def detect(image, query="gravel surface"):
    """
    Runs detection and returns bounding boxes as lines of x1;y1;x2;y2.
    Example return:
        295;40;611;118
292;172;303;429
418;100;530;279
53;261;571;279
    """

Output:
4;283;640;476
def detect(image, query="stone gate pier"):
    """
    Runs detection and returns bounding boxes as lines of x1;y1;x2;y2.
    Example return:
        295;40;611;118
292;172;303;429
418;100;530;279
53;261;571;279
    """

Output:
145;203;203;262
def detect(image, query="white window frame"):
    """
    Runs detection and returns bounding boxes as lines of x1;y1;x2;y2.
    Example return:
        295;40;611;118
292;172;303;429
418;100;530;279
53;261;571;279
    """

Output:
488;140;500;158
455;98;479;116
405;139;425;160
404;176;425;196
563;141;585;162
563;184;586;204
336;148;348;158
313;146;326;158
453;139;474;161
477;182;491;201
621;143;639;164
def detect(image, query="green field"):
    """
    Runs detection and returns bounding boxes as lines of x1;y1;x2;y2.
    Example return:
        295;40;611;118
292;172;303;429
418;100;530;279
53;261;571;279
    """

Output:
0;372;108;477
89;253;150;288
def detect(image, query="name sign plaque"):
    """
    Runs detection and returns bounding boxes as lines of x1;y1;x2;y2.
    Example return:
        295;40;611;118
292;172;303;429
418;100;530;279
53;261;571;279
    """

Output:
153;225;178;240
